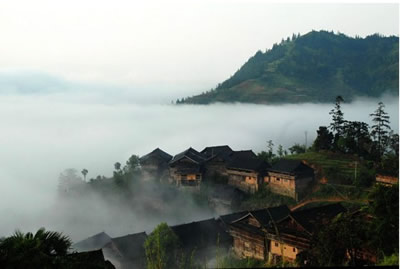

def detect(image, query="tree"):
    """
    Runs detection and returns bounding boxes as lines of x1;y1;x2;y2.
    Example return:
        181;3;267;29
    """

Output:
0;228;72;268
124;155;140;174
267;140;275;161
114;162;121;171
329;96;345;136
277;145;284;158
342;121;372;156
370;102;391;158
58;168;84;196
312;126;333;151
81;169;88;181
288;143;306;154
144;223;180;269
368;184;399;257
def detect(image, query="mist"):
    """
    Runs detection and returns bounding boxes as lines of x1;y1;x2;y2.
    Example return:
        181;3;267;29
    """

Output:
0;91;398;242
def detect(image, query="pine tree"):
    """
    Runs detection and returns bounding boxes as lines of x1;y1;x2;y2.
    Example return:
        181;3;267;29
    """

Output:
329;96;345;135
370;102;391;157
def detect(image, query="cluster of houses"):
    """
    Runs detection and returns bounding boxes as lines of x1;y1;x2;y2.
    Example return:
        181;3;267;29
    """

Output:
139;145;315;201
73;202;377;268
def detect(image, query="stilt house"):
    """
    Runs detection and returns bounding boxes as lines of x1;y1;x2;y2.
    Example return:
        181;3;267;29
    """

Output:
226;151;270;193
169;147;206;188
265;159;314;200
229;205;291;260
140;148;172;182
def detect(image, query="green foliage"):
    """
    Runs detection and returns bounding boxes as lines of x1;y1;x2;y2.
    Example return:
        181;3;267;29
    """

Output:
217;254;265;268
378;253;399;266
312;126;333;151
288;143;306;154
0;228;72;269
368;184;399;257
370;102;391;158
240;185;296;209
303;212;370;266
329;96;345;135
144;222;180;269
181;31;399;104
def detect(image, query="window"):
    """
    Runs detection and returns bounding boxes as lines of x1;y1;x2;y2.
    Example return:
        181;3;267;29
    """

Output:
181;175;187;180
196;174;200;179
293;247;296;252
276;178;280;181
275;242;279;247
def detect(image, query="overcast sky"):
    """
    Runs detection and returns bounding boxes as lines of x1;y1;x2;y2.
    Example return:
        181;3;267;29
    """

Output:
0;1;398;97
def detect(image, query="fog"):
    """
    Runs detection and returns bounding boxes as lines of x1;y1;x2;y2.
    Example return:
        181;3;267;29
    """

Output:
0;92;398;242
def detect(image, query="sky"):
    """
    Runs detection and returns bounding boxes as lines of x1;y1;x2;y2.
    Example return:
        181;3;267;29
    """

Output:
0;1;398;101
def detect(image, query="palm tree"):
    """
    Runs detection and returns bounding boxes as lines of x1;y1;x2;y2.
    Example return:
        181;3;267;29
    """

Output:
81;168;88;181
0;228;72;268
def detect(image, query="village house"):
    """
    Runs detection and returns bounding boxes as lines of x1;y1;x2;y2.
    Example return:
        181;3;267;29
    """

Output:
102;232;148;269
201;145;234;180
139;148;172;182
72;231;112;252
226;151;270;193
169;147;206;188
267;203;346;263
67;249;115;268
171;218;232;264
265;159;315;201
375;174;399;186
229;205;291;260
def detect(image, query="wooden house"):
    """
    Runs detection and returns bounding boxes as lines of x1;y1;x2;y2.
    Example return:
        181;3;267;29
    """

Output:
139;148;172;182
171;218;232;265
228;205;291;260
265;160;314;201
67;249;116;269
375;174;398;186
102;232;147;269
267;203;346;263
226;151;270;193
72;231;112;252
169;147;206;188
201;145;234;180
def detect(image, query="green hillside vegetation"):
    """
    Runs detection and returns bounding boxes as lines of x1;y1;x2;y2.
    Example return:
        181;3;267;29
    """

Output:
180;31;399;104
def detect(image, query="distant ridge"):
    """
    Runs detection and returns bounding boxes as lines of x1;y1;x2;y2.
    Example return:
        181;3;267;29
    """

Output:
179;30;399;104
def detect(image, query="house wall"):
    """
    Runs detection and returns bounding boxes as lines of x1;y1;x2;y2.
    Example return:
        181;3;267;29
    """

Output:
230;227;266;260
265;172;314;201
204;160;228;180
141;159;169;182
269;240;299;261
294;176;314;200
227;169;259;193
265;172;296;199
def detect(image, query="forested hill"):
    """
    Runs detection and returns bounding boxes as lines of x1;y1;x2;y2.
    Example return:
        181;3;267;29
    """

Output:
180;31;399;104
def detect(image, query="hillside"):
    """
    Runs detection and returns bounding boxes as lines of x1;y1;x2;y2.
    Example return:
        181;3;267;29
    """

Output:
180;30;399;104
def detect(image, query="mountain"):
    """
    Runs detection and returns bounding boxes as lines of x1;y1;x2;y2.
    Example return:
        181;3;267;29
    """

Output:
180;31;399;104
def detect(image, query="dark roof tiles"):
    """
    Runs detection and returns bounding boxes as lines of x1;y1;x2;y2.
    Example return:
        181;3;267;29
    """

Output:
170;147;206;164
72;232;112;252
269;159;313;175
140;148;172;163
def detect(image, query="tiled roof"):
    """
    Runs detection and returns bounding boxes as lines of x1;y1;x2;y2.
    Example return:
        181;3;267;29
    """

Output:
227;154;270;172
105;232;147;261
170;147;206;164
289;203;346;233
171;218;231;249
201;145;233;160
140;148;172;163
72;232;111;252
269;159;313;175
